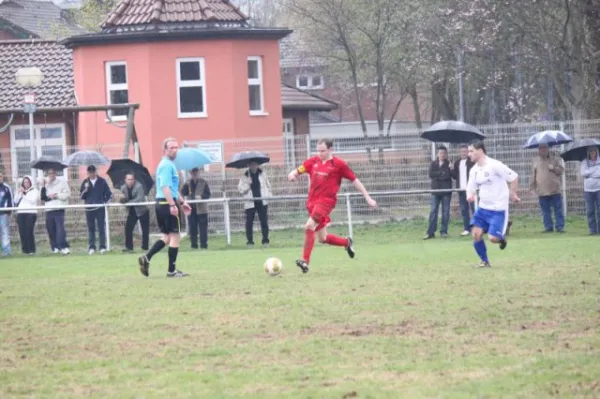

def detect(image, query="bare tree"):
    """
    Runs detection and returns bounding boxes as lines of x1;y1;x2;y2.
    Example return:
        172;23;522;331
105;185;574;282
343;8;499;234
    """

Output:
285;0;424;161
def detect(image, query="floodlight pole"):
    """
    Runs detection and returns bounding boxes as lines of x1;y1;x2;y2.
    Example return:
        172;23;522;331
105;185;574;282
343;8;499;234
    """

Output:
28;110;35;178
15;67;44;180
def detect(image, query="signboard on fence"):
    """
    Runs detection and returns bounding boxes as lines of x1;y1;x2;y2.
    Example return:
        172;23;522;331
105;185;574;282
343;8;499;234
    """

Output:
197;141;223;163
197;141;223;173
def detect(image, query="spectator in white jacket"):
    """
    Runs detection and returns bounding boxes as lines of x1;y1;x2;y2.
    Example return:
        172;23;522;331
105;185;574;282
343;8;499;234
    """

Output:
14;175;38;254
237;162;272;246
40;168;71;254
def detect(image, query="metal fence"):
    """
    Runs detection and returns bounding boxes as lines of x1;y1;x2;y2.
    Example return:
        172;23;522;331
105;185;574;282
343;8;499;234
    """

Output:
0;119;598;249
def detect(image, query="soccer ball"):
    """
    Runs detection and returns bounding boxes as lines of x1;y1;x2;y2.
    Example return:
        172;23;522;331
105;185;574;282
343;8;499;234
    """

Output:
264;257;283;276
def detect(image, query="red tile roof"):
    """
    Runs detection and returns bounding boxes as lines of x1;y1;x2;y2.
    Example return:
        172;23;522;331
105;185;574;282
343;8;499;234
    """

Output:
0;40;75;109
101;0;247;30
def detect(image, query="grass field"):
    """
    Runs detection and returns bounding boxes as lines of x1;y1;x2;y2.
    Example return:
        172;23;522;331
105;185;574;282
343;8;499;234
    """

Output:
1;217;599;398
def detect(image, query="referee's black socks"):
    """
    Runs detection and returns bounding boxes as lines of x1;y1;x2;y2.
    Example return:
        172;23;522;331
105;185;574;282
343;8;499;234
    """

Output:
168;247;179;273
146;240;166;260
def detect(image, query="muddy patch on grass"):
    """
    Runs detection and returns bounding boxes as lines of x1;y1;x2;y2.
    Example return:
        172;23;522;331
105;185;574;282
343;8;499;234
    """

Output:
299;320;437;338
518;320;561;331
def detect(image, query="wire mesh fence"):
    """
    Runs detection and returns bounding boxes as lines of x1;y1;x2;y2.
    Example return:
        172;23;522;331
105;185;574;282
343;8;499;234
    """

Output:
0;119;598;251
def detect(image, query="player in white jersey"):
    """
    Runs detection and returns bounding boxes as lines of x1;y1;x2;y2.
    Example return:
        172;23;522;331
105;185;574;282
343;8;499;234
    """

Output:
466;140;521;268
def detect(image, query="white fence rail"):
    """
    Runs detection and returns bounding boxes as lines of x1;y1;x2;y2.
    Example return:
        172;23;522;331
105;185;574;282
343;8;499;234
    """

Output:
2;189;471;249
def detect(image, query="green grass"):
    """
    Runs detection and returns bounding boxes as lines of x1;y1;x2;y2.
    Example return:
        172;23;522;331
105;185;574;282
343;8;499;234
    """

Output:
1;218;599;398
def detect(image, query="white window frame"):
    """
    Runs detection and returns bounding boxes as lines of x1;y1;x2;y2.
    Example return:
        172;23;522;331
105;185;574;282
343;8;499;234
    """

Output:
176;57;207;118
247;56;266;116
105;61;128;122
9;123;68;181
296;75;324;90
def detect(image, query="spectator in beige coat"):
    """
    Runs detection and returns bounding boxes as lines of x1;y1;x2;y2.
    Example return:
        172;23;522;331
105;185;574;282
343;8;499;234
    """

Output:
238;162;272;246
529;144;565;232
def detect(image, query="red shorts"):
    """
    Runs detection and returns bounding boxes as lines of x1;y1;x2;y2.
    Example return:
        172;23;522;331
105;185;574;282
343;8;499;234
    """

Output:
307;201;335;231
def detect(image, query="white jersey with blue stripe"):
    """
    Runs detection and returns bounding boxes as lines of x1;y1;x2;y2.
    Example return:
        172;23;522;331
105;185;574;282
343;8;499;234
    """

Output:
467;156;518;212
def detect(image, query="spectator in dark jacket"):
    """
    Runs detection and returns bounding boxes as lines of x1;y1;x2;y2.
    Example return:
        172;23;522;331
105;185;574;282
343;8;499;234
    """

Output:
182;168;211;249
80;165;112;254
424;146;453;239
120;172;150;252
451;144;475;236
0;171;14;256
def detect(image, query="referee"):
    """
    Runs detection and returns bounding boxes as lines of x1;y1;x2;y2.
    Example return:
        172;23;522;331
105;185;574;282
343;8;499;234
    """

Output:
138;137;191;277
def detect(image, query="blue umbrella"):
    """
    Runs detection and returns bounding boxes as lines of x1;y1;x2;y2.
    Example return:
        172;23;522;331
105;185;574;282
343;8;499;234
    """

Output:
173;148;213;171
523;130;573;149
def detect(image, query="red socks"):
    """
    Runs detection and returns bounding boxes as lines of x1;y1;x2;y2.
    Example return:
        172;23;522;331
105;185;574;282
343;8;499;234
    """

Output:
325;234;348;247
303;231;349;263
303;229;315;263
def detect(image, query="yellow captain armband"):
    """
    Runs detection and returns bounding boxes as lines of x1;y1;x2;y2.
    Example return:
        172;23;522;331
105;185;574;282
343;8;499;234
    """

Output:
297;165;306;174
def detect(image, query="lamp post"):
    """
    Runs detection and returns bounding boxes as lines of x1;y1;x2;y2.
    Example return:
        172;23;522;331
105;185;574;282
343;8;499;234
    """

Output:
15;67;44;179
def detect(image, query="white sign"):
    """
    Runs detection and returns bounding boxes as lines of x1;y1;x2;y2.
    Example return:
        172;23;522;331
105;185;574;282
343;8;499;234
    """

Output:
197;141;223;163
23;93;35;104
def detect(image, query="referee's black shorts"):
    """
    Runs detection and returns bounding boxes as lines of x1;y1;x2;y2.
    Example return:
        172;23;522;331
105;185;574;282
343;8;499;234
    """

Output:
155;201;181;235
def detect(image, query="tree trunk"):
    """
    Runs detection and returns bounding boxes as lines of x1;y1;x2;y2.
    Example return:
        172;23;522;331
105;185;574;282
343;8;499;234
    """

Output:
409;86;422;129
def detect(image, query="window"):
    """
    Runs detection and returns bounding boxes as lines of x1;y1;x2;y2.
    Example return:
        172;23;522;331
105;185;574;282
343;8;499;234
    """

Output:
296;75;324;90
297;76;309;88
176;58;207;118
10;124;67;179
105;61;129;120
247;56;265;115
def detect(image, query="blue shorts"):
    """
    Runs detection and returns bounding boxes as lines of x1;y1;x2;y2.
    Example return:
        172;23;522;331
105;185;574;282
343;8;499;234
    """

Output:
470;208;508;239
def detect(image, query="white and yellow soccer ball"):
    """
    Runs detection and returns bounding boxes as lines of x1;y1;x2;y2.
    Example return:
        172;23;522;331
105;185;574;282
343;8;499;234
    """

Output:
264;257;283;276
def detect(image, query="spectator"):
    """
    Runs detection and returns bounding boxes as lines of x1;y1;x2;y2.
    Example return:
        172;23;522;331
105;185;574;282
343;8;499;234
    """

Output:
452;144;475;236
238;161;272;246
14;175;38;255
182;168;211;249
581;145;600;235
80;165;113;255
41;168;71;254
0;171;13;256
529;144;565;232
424;146;453;239
120;172;150;252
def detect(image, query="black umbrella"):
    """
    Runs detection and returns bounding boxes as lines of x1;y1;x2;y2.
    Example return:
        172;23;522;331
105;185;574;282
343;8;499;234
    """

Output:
560;138;600;162
30;156;67;171
107;159;154;195
226;151;270;169
420;120;485;143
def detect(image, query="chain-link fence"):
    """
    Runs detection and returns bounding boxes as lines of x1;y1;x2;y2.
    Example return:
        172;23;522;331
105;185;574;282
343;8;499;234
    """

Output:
0;119;597;250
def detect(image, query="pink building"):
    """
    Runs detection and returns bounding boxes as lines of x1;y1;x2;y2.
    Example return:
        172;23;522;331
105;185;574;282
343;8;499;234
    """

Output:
62;0;308;168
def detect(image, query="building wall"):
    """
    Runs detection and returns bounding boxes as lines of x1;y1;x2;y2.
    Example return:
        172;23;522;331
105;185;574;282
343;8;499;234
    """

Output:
0;29;19;40
281;65;426;123
72;38;283;170
282;109;309;135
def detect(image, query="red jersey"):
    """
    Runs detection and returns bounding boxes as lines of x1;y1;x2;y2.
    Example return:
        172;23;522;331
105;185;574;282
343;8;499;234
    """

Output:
298;156;356;205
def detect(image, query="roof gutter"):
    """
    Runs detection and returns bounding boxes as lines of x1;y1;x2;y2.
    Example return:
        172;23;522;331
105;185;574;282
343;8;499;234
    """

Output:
61;27;293;48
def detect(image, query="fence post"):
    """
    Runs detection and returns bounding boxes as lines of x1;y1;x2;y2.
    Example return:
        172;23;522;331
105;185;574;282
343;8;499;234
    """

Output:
305;135;311;189
134;142;140;163
104;204;111;251
305;134;311;158
559;122;567;218
345;193;353;239
223;193;231;245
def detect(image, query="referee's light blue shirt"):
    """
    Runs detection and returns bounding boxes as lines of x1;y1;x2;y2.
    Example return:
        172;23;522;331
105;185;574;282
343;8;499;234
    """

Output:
155;157;179;200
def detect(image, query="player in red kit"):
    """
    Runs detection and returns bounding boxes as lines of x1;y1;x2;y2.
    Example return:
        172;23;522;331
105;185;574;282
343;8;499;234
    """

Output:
288;138;377;273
